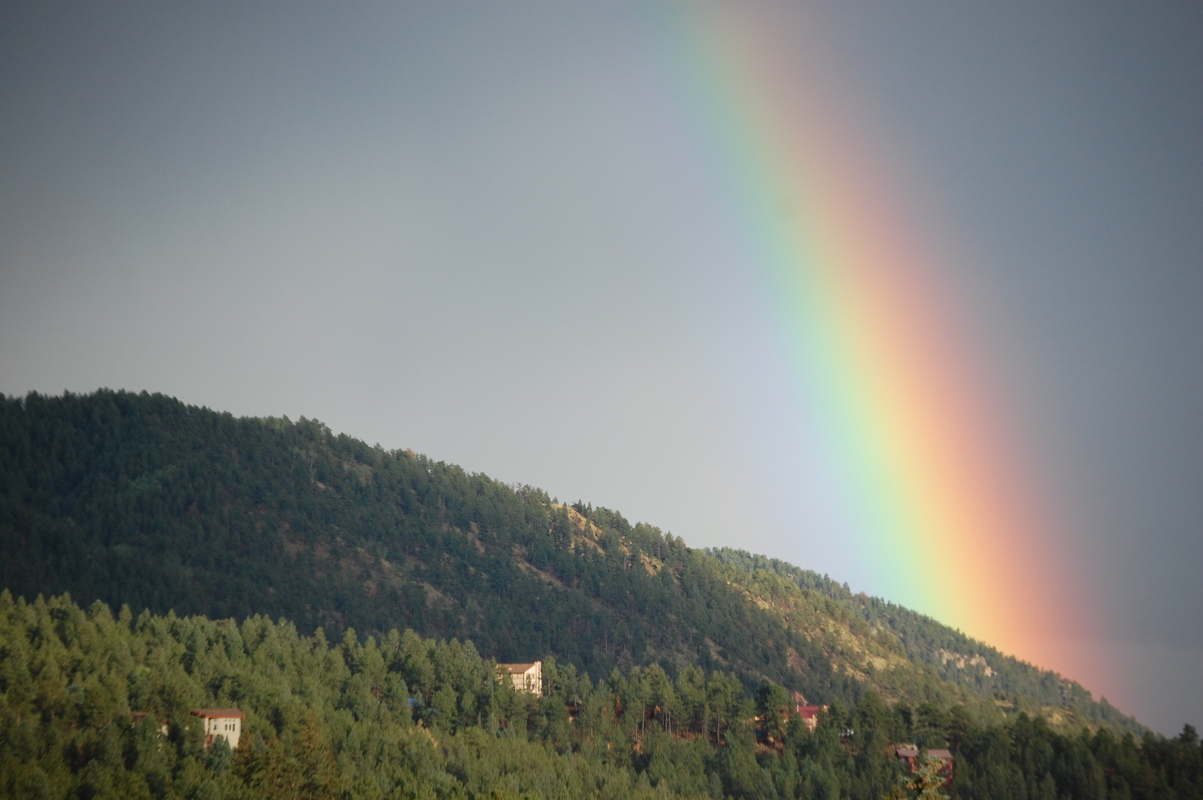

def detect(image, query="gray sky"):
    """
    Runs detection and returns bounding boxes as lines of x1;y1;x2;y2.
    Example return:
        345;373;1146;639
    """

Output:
1;2;1199;734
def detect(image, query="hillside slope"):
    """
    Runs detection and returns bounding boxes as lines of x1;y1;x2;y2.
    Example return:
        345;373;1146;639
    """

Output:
707;549;1136;733
0;390;1139;733
7;594;1199;800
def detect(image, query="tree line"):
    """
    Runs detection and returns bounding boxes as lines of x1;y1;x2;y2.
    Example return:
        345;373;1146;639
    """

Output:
0;390;1147;735
1;593;1200;800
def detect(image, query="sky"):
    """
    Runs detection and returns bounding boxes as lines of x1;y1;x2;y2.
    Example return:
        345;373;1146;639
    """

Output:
1;2;1199;735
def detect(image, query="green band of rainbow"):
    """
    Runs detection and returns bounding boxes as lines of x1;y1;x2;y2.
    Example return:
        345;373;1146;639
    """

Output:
657;4;1098;685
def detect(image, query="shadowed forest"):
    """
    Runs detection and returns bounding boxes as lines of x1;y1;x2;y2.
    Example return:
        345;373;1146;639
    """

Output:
1;391;1200;798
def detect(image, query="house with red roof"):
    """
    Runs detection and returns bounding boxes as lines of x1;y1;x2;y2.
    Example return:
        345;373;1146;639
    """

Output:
792;691;825;732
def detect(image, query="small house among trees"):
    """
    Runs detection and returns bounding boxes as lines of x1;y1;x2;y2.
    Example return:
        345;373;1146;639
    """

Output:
190;708;245;749
791;692;825;731
895;746;953;785
497;661;543;695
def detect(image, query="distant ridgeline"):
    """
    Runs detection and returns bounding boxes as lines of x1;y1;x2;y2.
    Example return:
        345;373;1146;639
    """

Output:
0;390;1140;737
705;548;1138;734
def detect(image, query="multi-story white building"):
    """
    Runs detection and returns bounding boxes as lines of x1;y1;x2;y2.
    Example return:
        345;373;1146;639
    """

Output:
497;661;543;695
190;708;245;749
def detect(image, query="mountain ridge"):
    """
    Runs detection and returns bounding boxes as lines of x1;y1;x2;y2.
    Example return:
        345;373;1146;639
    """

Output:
0;389;1141;734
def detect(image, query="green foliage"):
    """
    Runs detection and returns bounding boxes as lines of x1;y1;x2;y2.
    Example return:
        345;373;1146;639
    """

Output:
0;391;840;705
706;547;1145;735
0;593;1200;800
905;756;950;800
0;390;1148;737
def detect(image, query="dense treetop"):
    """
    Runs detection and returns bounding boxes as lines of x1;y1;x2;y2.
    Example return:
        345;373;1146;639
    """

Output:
0;390;1139;735
2;593;1200;800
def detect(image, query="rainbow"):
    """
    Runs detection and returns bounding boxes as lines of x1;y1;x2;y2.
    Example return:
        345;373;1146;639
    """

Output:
658;6;1098;686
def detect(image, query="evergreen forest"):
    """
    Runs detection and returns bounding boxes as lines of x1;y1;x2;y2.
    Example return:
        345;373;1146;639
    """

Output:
1;593;1199;800
1;390;1199;798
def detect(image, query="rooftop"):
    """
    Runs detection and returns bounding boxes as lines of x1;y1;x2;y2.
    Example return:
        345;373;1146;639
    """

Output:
189;708;246;719
498;662;539;674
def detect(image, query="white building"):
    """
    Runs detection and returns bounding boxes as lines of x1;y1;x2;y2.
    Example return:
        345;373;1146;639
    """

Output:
497;661;543;695
190;708;245;749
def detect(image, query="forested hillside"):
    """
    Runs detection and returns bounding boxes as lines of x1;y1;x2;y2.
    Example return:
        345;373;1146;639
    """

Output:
0;390;1139;735
2;594;1200;800
707;550;1138;733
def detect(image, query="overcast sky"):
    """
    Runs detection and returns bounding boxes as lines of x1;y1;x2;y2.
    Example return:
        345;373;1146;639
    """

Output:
1;2;1199;735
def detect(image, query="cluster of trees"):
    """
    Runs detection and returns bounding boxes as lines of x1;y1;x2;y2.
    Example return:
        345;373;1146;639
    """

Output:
0;390;1146;733
0;391;851;706
706;550;1139;734
2;593;1200;800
